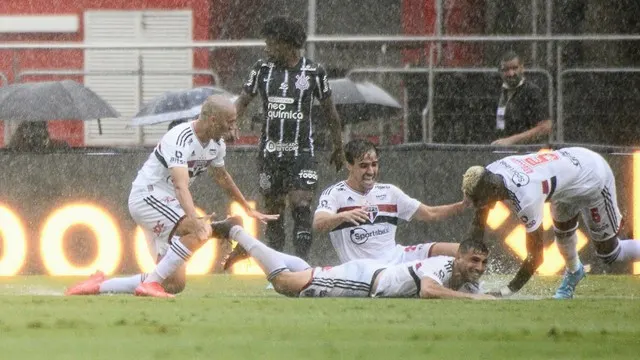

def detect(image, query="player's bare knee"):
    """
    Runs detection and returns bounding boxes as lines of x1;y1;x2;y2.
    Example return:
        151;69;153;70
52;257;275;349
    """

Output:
163;278;186;294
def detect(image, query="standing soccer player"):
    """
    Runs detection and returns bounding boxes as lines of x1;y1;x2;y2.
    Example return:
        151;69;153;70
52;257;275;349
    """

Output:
234;16;345;261
462;147;640;299
66;95;277;298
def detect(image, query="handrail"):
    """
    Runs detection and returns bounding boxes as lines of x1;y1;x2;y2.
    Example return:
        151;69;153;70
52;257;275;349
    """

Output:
16;69;221;86
557;67;640;143
1;34;640;50
347;66;554;144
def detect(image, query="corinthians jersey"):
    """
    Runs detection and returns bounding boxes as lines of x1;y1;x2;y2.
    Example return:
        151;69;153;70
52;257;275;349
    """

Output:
316;181;421;263
486;147;608;232
132;121;226;195
243;57;331;158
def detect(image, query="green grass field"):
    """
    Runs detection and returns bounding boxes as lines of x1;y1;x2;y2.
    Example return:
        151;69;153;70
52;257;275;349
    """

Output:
0;275;639;360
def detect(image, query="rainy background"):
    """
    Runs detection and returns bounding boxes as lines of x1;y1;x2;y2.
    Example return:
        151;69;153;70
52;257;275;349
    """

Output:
0;0;639;276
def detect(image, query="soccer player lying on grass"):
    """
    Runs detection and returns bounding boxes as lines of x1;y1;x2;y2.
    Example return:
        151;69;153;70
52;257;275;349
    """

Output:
216;217;494;300
462;147;640;299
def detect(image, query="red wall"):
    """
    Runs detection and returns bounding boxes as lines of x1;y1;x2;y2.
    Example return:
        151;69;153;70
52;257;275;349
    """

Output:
402;0;485;66
0;0;210;147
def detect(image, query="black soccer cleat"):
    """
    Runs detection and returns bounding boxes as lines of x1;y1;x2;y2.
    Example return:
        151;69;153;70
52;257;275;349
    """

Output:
210;216;244;240
222;244;250;271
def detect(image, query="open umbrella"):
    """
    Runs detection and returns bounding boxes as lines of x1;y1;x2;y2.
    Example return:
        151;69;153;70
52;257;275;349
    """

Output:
0;80;120;134
315;78;402;124
131;86;237;126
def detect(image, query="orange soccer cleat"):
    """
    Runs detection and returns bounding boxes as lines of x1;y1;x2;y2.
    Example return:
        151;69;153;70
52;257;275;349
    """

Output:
134;282;175;298
65;271;106;296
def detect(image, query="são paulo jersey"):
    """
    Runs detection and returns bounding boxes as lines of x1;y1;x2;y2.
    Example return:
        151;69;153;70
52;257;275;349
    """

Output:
374;256;480;298
131;121;226;195
315;181;421;263
486;147;609;232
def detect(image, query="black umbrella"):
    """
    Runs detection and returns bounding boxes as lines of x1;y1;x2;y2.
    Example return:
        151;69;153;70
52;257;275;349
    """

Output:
315;78;402;124
0;80;120;134
131;86;237;126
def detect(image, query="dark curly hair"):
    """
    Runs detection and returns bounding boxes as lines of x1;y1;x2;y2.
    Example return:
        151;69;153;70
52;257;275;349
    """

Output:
261;16;307;48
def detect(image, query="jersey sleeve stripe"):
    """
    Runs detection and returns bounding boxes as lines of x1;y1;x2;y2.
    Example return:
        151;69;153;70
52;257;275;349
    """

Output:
154;149;168;168
175;128;191;145
407;266;421;297
178;132;193;147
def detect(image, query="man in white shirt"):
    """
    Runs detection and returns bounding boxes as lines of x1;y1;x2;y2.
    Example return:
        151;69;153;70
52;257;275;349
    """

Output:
313;139;469;265
213;218;494;300
462;147;640;299
66;95;278;298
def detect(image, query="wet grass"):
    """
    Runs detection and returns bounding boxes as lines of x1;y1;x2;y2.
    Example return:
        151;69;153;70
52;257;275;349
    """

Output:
0;274;639;359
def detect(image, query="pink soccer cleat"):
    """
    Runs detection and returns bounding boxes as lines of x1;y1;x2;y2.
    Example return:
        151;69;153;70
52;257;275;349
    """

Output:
134;282;175;298
65;271;106;296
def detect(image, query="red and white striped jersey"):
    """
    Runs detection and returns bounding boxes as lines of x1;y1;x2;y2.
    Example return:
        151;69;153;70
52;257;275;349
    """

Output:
315;181;421;263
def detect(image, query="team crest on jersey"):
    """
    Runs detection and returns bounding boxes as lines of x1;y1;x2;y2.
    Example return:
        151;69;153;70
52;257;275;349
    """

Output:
259;173;271;190
295;74;310;91
152;221;165;236
365;205;379;223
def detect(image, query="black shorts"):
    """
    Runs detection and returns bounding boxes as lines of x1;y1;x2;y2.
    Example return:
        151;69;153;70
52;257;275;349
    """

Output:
258;153;318;197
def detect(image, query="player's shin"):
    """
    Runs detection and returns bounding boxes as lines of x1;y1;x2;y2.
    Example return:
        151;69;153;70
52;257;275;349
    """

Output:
144;237;193;284
555;228;581;273
229;227;289;280
598;239;640;263
99;274;147;294
292;205;313;259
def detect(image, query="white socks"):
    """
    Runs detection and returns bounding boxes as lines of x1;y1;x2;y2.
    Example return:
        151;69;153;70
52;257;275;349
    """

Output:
144;239;192;284
616;239;640;262
230;226;309;279
99;274;146;294
556;232;581;273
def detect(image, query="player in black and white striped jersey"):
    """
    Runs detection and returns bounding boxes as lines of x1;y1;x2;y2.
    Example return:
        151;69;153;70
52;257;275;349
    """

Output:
234;16;345;262
215;218;493;300
65;95;278;298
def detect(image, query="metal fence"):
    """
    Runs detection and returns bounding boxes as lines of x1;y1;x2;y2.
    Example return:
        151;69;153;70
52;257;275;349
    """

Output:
1;35;640;146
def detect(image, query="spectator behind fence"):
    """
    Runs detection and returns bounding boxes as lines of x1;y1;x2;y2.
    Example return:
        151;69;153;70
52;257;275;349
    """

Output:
491;51;552;146
8;121;70;152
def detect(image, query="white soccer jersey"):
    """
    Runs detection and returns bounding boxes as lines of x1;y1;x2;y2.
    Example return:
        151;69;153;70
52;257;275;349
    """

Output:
315;181;421;263
486;147;611;232
374;256;480;298
131;121;226;195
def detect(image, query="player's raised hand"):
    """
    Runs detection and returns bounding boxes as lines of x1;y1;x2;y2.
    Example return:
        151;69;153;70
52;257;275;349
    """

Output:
329;148;346;172
247;209;280;224
340;206;369;225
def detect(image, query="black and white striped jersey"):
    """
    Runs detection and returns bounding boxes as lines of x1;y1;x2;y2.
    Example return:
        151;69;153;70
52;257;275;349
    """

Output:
243;57;332;158
131;121;226;195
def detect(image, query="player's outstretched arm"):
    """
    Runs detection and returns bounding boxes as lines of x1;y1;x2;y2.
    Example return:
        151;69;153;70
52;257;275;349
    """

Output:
419;278;494;300
235;92;254;118
209;166;279;223
494;229;544;297
412;201;467;223
313;207;368;232
320;97;346;172
467;207;490;240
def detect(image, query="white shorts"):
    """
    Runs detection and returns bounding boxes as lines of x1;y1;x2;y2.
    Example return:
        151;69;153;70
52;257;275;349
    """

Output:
551;165;622;241
298;259;385;298
128;186;185;259
387;243;436;264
